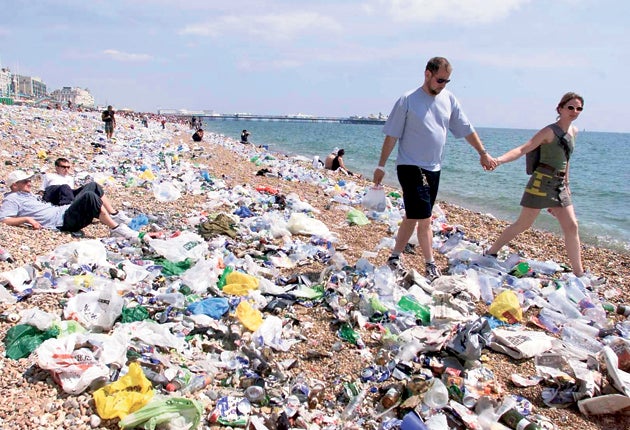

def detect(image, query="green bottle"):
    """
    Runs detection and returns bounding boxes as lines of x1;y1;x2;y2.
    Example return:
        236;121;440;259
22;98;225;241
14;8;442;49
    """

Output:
397;295;430;325
499;408;542;430
509;262;530;278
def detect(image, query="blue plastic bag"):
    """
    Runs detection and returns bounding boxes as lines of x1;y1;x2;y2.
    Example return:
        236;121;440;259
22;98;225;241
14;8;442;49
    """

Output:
187;297;230;319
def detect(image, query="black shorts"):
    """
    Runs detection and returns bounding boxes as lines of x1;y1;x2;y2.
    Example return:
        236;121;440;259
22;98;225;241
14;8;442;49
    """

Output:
60;182;104;232
396;165;441;219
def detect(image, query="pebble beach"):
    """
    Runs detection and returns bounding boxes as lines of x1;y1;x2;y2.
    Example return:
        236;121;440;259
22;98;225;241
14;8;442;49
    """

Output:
0;104;628;430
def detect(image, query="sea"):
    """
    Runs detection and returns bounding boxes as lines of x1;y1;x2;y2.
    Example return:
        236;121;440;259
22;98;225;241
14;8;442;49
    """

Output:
201;118;630;254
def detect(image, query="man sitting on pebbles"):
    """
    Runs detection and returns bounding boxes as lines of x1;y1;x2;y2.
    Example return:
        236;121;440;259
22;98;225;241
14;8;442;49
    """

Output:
0;170;137;240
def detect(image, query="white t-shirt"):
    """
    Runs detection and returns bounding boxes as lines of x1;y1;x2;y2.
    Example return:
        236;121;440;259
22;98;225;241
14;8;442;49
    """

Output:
41;172;75;190
382;87;475;171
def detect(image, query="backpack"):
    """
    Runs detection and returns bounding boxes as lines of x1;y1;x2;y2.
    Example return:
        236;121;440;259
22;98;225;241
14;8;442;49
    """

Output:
525;123;572;174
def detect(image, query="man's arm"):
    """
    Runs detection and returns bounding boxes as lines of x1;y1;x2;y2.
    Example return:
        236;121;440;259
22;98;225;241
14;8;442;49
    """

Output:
373;135;397;185
465;132;496;171
1;217;42;229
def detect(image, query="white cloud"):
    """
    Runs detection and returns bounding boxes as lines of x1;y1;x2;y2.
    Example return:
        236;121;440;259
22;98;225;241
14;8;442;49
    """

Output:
103;49;153;62
370;0;531;24
180;11;342;42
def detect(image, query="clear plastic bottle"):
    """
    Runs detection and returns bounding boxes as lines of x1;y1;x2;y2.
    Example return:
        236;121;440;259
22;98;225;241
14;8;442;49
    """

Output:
341;386;368;420
423;378;449;409
0;247;15;263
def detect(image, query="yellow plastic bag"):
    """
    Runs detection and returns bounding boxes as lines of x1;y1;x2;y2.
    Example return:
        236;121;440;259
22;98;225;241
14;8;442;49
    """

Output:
139;169;156;181
222;272;259;296
235;301;263;331
488;290;523;323
93;362;154;420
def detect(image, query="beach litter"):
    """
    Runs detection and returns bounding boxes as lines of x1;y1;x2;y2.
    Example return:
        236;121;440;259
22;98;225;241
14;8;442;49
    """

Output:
0;105;628;429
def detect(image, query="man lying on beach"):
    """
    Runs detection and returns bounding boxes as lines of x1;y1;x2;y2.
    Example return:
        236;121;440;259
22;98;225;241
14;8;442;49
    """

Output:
0;170;136;240
41;158;129;224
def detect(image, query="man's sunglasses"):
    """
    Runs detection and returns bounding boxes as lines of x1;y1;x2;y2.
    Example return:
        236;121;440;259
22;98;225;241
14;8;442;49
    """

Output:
566;106;583;112
436;78;450;84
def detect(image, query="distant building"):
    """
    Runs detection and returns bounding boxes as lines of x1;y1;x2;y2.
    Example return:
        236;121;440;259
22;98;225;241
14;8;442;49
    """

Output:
15;75;47;98
50;86;95;107
0;68;11;97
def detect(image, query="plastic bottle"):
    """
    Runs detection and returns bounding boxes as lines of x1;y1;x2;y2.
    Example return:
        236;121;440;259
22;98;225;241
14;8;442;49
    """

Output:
509;262;530;278
561;325;603;354
380;383;404;409
546;288;582;319
525;259;561;275
180;374;213;394
423;378;449;409
341;386;368;420
245;385;266;403
397;295;430;325
156;292;186;308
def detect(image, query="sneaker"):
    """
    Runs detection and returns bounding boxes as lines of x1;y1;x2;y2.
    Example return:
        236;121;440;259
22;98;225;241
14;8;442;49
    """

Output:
425;262;442;281
482;248;498;258
111;223;138;240
111;210;132;224
387;256;407;275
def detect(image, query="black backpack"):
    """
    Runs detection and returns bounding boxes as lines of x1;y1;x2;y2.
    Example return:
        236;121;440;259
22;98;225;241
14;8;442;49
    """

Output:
525;123;572;174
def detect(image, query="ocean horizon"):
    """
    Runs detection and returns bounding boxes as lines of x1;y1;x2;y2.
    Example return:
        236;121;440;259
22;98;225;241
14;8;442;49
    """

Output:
201;118;629;254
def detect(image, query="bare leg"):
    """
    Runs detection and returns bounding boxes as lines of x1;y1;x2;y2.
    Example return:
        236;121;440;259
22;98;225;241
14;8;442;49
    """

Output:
101;195;116;214
416;217;434;263
392;218;418;254
551;205;584;276
98;207;118;228
488;207;541;255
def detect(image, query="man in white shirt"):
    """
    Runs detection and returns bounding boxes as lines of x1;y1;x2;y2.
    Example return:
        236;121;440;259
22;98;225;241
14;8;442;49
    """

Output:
0;170;136;240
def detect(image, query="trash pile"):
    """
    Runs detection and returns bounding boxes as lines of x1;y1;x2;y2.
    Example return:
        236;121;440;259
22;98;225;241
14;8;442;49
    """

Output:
0;105;629;430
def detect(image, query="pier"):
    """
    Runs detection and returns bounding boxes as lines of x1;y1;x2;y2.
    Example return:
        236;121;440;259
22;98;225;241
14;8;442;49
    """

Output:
164;112;386;125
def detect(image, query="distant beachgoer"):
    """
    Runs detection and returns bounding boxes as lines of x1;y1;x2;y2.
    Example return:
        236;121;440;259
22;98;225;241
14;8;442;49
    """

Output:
192;128;204;142
374;56;495;281
324;147;339;169
486;92;585;277
161;119;166;129
0;170;135;239
102;105;116;139
240;130;251;144
328;148;353;175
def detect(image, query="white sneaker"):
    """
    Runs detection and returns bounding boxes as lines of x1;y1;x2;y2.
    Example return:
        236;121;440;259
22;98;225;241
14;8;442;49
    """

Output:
111;223;138;240
111;210;132;224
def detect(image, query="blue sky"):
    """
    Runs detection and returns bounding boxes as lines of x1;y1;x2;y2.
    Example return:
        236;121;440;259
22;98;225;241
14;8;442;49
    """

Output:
1;0;628;132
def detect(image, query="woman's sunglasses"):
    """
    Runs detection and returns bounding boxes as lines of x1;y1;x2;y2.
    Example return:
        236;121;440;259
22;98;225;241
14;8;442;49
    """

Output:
566;105;583;112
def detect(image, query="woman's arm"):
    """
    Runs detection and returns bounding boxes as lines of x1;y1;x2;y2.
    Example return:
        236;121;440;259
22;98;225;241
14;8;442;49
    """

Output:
496;126;554;166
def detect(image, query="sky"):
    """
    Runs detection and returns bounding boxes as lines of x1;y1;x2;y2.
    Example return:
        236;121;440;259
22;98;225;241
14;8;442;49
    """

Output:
1;0;629;132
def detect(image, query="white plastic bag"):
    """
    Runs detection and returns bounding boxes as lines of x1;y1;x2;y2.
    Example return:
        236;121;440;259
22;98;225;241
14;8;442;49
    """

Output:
286;212;330;237
153;181;182;202
64;288;124;331
147;231;207;263
361;186;387;212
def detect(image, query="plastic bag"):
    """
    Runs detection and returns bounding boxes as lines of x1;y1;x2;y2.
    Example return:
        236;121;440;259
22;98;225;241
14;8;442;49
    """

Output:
235;300;263;331
488;290;523;323
347;209;370;226
153;181;181;202
361;186;387;212
148;231;207;263
187;297;230;319
286;212;330;236
222;271;259;296
37;334;110;394
4;323;59;360
64;288;125;331
93;362;154;420
119;397;203;430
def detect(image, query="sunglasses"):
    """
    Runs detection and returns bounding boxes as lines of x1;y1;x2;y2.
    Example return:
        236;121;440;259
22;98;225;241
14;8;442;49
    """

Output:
435;78;451;84
566;105;583;112
57;165;71;169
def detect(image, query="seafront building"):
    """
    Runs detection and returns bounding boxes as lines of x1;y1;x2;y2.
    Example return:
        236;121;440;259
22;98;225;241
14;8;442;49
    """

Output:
0;63;94;107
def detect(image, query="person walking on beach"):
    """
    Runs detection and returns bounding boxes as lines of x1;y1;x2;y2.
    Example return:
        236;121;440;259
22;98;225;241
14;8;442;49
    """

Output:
374;56;495;281
486;92;585;276
102;105;116;139
192;128;204;142
0;170;136;239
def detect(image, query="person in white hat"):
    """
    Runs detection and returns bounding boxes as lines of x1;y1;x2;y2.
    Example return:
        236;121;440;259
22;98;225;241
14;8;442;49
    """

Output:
0;170;136;240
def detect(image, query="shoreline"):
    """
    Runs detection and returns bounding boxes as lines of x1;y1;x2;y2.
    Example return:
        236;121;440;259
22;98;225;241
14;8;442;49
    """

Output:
0;105;628;430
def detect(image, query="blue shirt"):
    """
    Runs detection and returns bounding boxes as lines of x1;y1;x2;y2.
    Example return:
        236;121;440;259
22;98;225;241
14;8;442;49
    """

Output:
382;87;475;171
0;191;67;229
